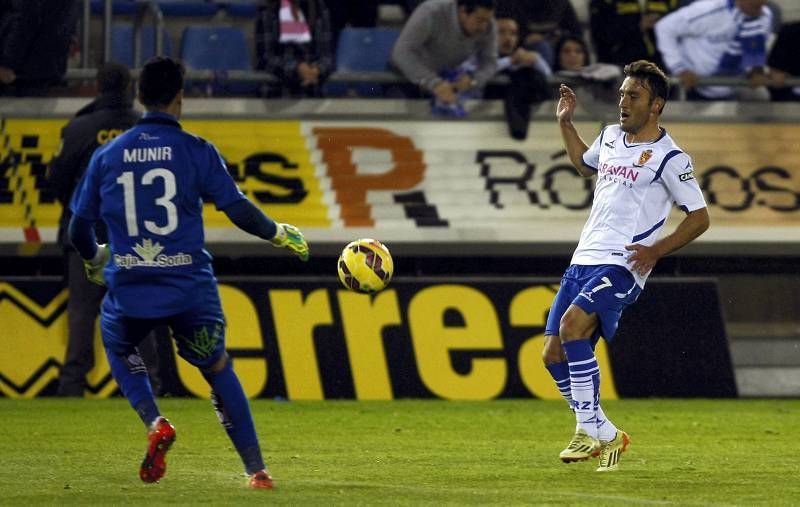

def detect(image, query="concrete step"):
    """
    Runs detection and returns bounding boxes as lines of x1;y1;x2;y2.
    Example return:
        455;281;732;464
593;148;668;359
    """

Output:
726;322;800;367
726;322;800;397
735;367;800;397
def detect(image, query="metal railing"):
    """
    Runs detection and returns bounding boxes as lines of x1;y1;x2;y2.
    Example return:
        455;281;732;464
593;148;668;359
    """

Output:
80;0;165;67
63;66;800;99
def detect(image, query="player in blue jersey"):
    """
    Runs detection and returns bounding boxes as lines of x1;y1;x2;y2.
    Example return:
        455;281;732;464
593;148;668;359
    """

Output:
69;57;309;489
545;60;710;471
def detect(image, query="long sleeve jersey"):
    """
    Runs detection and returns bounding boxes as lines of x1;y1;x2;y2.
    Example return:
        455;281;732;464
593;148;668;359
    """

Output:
654;0;772;98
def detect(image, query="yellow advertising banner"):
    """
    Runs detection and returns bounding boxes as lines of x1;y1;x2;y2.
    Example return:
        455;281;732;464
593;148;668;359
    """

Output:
0;277;736;400
0;279;618;401
1;118;798;244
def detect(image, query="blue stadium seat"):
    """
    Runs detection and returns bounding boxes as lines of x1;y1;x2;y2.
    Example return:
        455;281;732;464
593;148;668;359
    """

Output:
326;28;401;97
218;0;258;17
111;23;172;68
179;25;257;95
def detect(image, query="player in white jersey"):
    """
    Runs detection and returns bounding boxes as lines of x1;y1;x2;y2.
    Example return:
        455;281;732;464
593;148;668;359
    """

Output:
544;60;710;471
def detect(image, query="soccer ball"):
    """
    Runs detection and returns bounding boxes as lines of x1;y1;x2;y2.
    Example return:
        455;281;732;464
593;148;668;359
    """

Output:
337;238;394;293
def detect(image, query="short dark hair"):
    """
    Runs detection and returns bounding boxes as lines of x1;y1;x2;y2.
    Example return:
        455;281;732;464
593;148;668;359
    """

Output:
623;60;670;112
138;56;185;109
97;62;131;95
457;0;495;13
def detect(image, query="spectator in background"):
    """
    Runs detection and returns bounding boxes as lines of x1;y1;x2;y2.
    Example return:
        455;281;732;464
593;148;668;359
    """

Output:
47;63;172;397
0;0;79;96
590;0;689;68
553;34;622;103
553;35;590;73
391;0;497;116
255;0;334;97
496;0;583;68
655;0;773;100
767;21;800;101
484;15;551;139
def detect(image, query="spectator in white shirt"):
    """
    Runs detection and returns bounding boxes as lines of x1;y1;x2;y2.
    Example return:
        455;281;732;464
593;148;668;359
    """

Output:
654;0;773;100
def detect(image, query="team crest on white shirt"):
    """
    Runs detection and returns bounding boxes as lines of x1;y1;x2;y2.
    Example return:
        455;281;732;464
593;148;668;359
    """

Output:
634;149;653;167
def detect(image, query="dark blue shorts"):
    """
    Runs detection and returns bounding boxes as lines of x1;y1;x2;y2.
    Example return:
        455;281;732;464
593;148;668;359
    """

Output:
545;264;641;343
100;285;226;370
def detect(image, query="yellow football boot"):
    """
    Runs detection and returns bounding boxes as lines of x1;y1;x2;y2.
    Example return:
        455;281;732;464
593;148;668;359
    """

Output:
559;428;601;463
596;431;631;472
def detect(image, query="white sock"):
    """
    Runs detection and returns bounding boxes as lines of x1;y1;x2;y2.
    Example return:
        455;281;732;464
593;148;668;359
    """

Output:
596;404;618;441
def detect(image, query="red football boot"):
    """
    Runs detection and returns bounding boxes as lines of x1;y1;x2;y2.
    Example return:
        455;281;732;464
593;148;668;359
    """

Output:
248;469;274;489
139;416;176;483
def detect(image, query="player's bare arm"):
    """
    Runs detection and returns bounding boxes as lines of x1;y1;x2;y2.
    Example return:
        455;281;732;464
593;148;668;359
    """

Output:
625;207;710;276
556;84;593;177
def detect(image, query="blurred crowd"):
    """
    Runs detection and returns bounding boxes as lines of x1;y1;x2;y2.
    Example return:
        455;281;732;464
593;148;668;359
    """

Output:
0;0;798;104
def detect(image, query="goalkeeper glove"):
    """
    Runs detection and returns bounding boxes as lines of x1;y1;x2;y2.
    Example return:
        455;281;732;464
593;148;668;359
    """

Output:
270;223;309;261
83;243;110;286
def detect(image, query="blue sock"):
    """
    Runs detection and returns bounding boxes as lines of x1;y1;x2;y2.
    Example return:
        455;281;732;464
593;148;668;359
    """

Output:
545;361;573;409
106;348;160;428
203;359;265;474
562;339;600;438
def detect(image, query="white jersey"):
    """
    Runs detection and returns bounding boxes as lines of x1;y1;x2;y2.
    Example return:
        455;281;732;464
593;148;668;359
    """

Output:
654;0;772;98
573;125;707;288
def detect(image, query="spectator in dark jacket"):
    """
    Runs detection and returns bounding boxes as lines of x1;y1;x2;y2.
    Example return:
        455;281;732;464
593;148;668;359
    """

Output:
485;15;552;139
255;0;334;97
47;63;171;397
590;0;688;68
0;0;79;96
767;21;800;101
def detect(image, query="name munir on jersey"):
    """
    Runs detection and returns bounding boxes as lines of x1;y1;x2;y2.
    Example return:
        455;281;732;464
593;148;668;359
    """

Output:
122;146;173;163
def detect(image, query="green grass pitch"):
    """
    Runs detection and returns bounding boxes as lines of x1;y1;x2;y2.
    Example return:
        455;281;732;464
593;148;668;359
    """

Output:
1;398;798;505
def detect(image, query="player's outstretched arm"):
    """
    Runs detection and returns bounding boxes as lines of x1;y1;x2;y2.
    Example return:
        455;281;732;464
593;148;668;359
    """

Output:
556;84;592;177
223;199;309;261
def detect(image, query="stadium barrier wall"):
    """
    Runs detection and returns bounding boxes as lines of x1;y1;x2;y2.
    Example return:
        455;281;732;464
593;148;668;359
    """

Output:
1;114;799;255
0;277;735;400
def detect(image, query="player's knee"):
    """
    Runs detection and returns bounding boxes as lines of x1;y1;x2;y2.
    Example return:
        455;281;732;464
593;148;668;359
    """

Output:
559;303;601;341
205;353;228;375
559;310;590;341
542;335;566;364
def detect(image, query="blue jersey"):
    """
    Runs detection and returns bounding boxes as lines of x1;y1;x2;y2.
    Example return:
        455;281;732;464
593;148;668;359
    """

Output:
71;111;245;318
